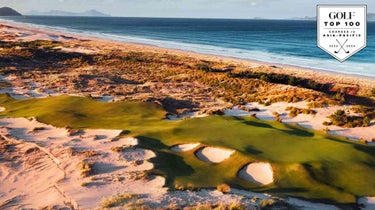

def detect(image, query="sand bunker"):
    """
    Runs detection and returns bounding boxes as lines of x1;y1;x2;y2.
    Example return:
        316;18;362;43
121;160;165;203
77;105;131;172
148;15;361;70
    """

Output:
238;162;274;185
171;143;200;152
358;197;375;210
0;107;5;112
195;147;235;163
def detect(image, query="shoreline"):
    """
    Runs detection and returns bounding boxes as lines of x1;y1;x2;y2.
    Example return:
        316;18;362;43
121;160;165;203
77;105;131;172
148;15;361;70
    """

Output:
1;19;375;86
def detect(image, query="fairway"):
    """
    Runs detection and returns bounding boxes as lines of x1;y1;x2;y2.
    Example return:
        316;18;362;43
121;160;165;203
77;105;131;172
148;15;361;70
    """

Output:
1;94;374;205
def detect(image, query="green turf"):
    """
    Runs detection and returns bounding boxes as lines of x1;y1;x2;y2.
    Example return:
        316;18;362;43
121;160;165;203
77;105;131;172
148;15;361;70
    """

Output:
1;94;374;205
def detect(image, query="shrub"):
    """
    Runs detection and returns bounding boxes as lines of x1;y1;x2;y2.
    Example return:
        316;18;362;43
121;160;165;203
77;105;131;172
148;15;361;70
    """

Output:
359;138;368;144
32;127;46;131
174;184;185;191
363;117;371;127
124;200;150;210
119;130;131;136
79;161;92;177
323;121;332;126
187;183;195;191
328;109;372;128
110;145;132;152
228;202;246;210
332;92;346;102
307;102;324;109
195;63;217;72
323;127;330;132
101;193;138;208
227;70;330;93
371;88;375;97
260;199;275;209
260;198;291;210
288;108;298;118
286;106;316;118
217;183;231;193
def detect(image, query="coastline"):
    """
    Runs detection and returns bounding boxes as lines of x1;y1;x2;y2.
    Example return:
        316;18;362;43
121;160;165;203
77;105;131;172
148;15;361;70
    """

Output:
1;18;375;90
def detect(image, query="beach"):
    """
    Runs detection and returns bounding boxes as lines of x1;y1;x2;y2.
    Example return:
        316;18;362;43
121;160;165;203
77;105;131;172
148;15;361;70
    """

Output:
1;20;375;209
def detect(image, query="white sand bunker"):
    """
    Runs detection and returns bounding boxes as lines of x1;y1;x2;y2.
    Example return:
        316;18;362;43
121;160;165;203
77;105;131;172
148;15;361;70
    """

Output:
238;162;274;185
170;143;200;152
195;147;235;163
0;107;5;112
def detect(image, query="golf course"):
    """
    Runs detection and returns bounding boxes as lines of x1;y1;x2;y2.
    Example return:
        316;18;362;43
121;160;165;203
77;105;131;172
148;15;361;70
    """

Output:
1;93;374;207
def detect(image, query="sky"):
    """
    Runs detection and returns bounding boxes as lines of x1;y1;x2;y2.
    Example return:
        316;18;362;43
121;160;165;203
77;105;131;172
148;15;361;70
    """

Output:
1;0;374;19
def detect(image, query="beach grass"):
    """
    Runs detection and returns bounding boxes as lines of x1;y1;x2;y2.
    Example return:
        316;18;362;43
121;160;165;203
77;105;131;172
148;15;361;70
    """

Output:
1;93;374;205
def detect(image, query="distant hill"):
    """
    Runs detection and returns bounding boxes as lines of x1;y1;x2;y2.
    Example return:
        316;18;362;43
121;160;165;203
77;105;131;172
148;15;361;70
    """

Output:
27;9;110;17
293;13;375;21
291;16;315;20
0;7;22;16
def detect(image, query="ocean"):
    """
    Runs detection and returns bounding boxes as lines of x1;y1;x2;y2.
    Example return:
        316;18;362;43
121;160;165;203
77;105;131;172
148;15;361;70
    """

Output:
1;16;375;77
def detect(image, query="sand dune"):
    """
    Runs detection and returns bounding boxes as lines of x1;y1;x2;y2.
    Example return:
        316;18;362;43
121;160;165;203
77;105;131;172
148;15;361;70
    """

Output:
0;117;165;209
170;143;200;152
0;134;67;209
195;147;235;163
238;162;274;185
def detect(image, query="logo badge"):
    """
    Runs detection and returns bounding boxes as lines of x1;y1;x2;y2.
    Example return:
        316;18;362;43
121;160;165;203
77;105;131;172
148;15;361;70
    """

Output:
317;5;367;62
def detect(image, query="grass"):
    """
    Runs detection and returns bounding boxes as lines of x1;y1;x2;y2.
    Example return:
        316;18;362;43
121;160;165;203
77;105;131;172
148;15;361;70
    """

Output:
0;94;374;206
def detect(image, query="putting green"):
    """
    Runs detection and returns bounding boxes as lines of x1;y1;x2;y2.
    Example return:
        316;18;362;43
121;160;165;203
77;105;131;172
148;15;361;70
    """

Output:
1;94;374;206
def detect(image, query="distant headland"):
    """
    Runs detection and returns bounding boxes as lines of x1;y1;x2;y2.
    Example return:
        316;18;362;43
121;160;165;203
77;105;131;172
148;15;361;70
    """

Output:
26;9;110;17
0;7;22;16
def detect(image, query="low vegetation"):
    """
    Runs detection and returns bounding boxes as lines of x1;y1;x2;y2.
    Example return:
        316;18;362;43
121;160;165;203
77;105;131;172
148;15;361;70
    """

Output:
216;184;231;193
182;202;246;210
286;106;316;118
327;109;372;128
78;161;93;177
110;145;131;152
227;70;330;93
101;193;138;208
307;101;324;109
260;198;292;210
